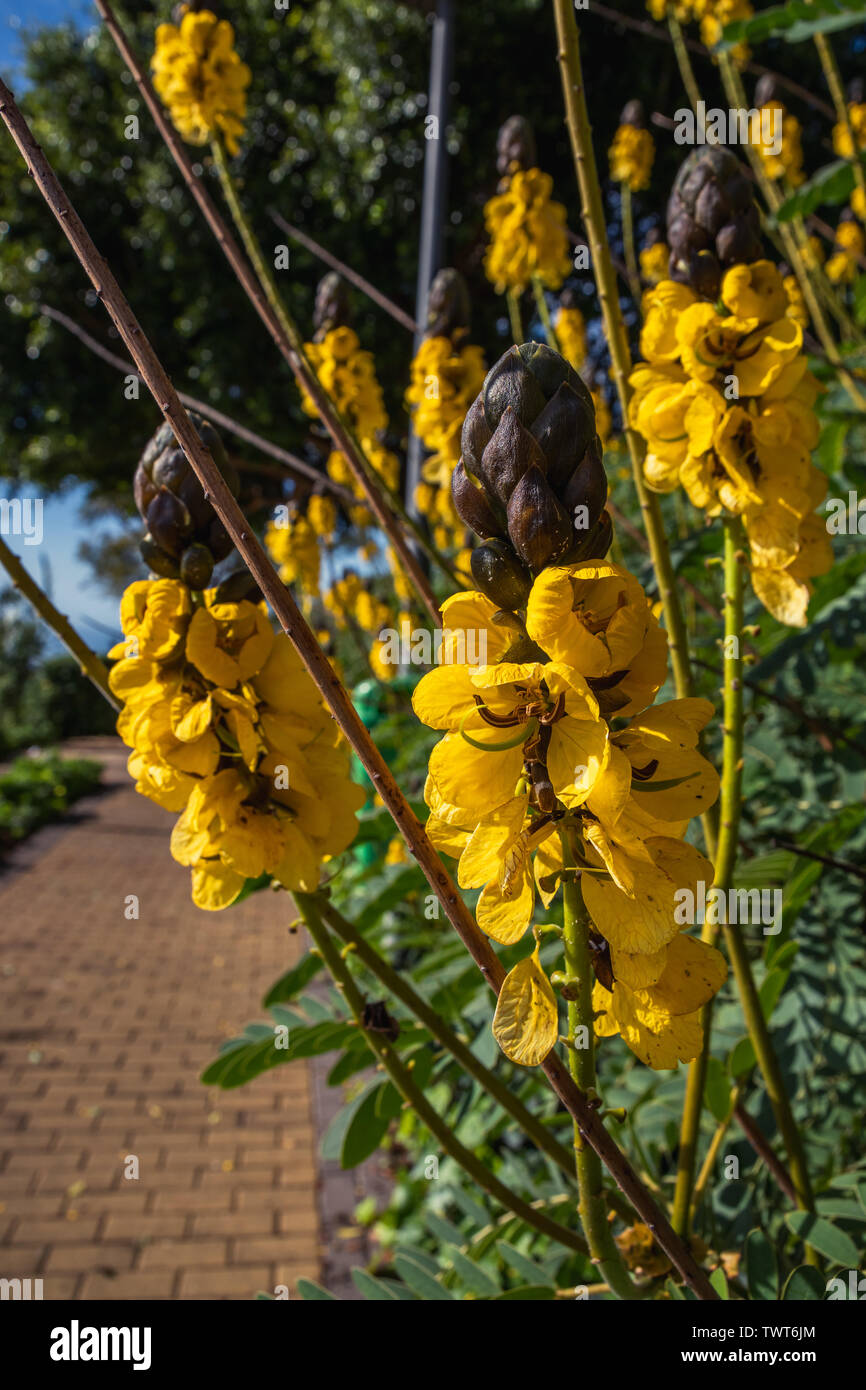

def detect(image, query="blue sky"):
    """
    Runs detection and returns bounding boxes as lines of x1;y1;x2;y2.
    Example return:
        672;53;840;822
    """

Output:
2;3;124;643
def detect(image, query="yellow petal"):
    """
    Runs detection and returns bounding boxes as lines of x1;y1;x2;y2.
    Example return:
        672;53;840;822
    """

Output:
492;950;559;1067
191;860;245;912
477;868;534;945
458;796;527;888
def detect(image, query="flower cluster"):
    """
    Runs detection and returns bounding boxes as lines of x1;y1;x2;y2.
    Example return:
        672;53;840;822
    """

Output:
151;7;251;155
832;101;866;162
300;325;401;527
630;260;832;626
406;337;487;491
109;579;363;909
640;237;670;287
555;303;587;371
826;215;865;285
751;100;804;187
646;1;753;64
483;168;572;295
413;565;726;1070
608;123;654;193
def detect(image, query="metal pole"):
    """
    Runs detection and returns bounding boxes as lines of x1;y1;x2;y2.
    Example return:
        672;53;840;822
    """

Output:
405;0;455;530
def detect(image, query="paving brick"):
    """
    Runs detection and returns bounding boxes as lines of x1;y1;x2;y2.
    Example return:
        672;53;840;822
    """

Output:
0;739;321;1300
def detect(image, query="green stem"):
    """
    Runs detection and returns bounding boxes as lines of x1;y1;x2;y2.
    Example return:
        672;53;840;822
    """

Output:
619;184;641;302
812;28;866;209
316;894;578;1180
209;136;448;618
295;891;589;1257
531;276;561;351
671;517;744;1234
551;0;696;709
690;1084;741;1221
560;831;639;1299
667;12;702;117
0;534;118;710
506;288;524;345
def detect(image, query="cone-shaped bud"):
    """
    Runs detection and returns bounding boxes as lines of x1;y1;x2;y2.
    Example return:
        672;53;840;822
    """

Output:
135;410;239;585
451;460;505;539
179;542;215;590
313;271;350;341
496;115;537;178
620;99;645;129
425;268;471;340
457;344;607;584
667;148;762;298
470;539;533;610
214;566;262;604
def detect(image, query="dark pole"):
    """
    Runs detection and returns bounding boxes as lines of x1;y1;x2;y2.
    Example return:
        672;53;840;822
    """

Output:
405;0;456;530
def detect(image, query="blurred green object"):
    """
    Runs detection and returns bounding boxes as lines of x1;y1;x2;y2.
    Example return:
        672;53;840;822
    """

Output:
0;753;103;853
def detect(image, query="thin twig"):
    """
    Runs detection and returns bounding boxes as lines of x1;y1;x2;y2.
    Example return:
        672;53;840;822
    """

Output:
734;1102;798;1204
0;533;118;708
0;74;717;1301
32;302;358;508
268;209;418;333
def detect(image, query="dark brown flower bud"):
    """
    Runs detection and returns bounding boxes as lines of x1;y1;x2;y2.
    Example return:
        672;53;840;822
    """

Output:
506;464;573;573
313;271;350;341
478;408;548;507
179;543;214;590
530;382;596;491
470;539;533;609
667;148;763;296
214;567;262;604
460;396;493;479
451;460;505;539
425;268;471;339
620;99;645;129
133;462;158;521
140;533;180;578
146;488;193;558
562;435;608;528
496;114;537;178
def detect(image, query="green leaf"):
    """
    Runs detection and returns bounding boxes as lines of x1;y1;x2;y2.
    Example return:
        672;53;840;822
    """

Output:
497;1240;555;1287
444;1246;500;1296
816;1198;866;1223
728;1035;756;1078
745;1229;778;1301
720;0;866;49
351;1268;402;1301
393;1253;453;1301
296;1278;338;1301
704;1056;732;1123
425;1212;469;1249
263;953;324;1006
782;1266;827;1300
759;968;789;1021
341;1084;392;1168
709;1267;729;1300
784;1213;860;1267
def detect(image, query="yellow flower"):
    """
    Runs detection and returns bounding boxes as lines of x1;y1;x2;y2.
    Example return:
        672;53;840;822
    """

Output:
609;124;654;193
640;281;698;362
406;337;486;488
483;168;572;294
555;305;587;371
752;102;804;186
826;217;865;285
832;101;866;160
108;578;191;662
593;933;726;1068
525;562;669;717
151;9;251;155
640;239;670;286
186;596;273;689
413;590;608;818
264;514;321;595
307;494;336;540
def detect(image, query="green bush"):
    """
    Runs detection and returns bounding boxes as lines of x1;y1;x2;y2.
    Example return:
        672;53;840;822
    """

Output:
0;753;104;851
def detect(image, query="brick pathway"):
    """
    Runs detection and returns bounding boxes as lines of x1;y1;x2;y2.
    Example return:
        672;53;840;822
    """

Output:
0;738;320;1300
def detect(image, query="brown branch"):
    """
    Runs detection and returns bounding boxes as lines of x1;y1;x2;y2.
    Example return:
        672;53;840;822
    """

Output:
268;210;419;334
734;1102;798;1204
92;1;440;625
32;302;358;509
0;74;717;1302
